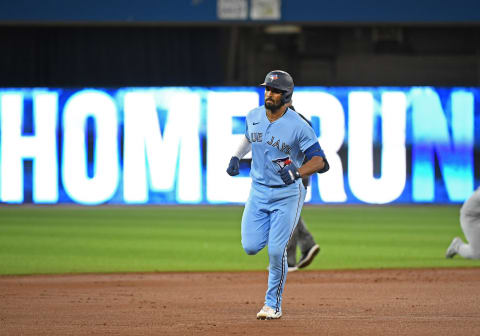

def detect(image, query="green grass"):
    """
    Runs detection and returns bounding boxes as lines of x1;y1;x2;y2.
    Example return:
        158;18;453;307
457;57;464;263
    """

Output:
0;205;478;275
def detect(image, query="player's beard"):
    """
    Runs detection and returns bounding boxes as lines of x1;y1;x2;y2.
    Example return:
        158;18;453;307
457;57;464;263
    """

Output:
265;98;283;112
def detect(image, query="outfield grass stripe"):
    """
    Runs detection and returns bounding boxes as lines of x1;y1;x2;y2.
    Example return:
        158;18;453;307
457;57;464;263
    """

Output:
0;205;478;275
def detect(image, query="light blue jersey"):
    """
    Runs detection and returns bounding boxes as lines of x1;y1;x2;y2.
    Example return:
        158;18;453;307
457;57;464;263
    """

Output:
245;106;318;186
240;105;321;314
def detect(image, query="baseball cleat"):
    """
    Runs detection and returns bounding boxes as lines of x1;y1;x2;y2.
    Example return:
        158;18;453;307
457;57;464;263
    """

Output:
445;237;462;258
256;305;282;320
297;244;320;269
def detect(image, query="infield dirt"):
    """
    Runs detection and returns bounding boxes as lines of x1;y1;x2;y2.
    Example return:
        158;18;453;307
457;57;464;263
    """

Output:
1;268;479;335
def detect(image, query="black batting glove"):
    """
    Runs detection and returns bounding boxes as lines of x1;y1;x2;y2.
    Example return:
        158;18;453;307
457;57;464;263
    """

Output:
280;161;301;185
226;157;240;176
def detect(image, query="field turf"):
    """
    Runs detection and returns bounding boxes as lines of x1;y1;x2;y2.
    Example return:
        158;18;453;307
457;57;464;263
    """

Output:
0;205;478;275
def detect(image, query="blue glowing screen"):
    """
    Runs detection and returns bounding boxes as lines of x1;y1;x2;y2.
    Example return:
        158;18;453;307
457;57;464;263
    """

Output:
0;87;478;204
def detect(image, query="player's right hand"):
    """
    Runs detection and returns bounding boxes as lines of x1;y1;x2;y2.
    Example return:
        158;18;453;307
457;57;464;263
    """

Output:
226;157;240;176
280;160;301;185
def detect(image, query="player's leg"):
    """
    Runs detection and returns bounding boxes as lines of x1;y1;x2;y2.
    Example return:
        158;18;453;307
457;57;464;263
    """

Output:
450;189;480;259
296;217;316;250
296;217;320;269
447;190;480;259
264;184;306;314
241;185;270;255
286;224;299;269
458;213;480;259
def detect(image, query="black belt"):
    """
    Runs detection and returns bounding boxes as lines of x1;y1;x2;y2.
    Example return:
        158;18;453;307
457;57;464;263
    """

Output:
257;182;306;189
257;182;287;188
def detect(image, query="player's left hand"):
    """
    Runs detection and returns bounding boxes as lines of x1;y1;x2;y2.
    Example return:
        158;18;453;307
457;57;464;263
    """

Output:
226;157;240;176
280;162;301;185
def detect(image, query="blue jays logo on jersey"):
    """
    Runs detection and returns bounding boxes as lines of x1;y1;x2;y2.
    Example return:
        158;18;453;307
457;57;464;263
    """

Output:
272;157;290;169
267;136;292;155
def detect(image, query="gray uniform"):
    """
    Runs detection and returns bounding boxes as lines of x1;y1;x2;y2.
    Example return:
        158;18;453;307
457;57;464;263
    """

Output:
286;216;317;267
457;187;480;258
284;106;322;269
286;177;318;267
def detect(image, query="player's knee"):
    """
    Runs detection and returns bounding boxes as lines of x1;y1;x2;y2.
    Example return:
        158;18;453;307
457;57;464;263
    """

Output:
241;235;267;255
243;246;260;255
242;241;262;255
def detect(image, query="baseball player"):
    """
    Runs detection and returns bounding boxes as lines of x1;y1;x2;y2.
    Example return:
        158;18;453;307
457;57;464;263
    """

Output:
226;70;328;320
286;179;320;272
285;105;321;273
228;102;322;273
225;134;320;273
446;186;480;259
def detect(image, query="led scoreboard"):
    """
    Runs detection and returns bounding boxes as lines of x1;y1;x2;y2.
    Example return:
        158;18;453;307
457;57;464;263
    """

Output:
0;87;477;204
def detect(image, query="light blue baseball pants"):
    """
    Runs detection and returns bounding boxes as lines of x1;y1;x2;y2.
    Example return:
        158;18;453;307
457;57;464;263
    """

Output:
241;180;306;313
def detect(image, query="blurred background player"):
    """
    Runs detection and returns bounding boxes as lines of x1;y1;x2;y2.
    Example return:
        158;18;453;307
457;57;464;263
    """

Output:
446;186;480;259
285;104;321;272
286;176;320;272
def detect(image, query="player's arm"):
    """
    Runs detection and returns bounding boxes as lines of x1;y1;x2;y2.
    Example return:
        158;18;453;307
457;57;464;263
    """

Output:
226;135;251;176
280;142;329;185
298;156;326;178
291;106;329;176
298;142;328;178
233;135;252;160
